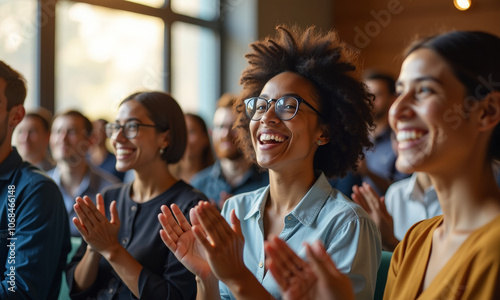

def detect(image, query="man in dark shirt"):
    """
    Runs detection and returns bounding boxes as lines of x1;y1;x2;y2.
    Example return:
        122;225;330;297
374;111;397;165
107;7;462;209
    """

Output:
0;60;70;299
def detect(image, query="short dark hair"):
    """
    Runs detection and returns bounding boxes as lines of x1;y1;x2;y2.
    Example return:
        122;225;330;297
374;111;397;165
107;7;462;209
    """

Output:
0;60;27;111
121;92;187;164
363;70;396;95
235;25;374;177
405;31;500;161
53;110;93;137
25;112;51;132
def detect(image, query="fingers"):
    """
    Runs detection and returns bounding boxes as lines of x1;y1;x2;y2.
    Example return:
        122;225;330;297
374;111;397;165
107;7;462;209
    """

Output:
361;182;381;211
352;185;371;213
192;224;214;251
305;241;340;277
109;201;120;226
379;196;391;217
72;216;88;236
171;203;192;232
158;205;181;242
96;193;105;216
74;197;96;228
159;228;178;252
230;209;244;241
265;236;314;294
194;202;233;249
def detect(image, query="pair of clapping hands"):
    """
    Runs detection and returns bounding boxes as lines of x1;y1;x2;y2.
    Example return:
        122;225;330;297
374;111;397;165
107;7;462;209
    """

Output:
158;201;355;300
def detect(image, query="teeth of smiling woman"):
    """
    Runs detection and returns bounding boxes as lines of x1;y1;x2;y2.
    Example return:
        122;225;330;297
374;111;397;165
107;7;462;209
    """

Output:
259;134;286;143
116;149;133;156
397;130;424;142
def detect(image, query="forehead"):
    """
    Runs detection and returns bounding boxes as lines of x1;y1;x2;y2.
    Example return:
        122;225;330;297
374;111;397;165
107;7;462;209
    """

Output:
366;79;390;94
19;116;46;129
260;72;318;102
116;100;152;122
213;107;235;125
52;115;85;129
398;48;453;83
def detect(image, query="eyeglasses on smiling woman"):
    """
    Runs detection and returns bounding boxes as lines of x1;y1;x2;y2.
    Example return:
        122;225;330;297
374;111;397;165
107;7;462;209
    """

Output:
243;95;323;121
105;121;158;139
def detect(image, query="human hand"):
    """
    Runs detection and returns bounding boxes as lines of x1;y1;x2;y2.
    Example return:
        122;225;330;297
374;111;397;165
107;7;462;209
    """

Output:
265;237;355;300
73;194;121;256
191;201;251;286
352;182;398;250
158;203;212;280
265;236;317;300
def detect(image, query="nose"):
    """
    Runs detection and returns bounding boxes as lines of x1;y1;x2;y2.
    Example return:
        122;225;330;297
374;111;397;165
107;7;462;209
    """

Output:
389;91;415;127
18;130;29;142
111;126;127;143
260;100;280;124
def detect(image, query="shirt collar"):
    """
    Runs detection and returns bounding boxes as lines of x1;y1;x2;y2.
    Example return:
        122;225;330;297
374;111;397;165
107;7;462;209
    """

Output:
243;172;332;227
0;148;22;181
51;163;92;198
406;173;436;203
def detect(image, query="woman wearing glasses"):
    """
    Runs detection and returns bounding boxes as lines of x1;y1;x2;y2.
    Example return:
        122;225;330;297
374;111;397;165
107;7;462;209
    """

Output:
66;92;207;299
158;25;381;299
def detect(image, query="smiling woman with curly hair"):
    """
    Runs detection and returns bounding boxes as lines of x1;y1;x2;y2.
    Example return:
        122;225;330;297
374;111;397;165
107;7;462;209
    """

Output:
158;25;381;300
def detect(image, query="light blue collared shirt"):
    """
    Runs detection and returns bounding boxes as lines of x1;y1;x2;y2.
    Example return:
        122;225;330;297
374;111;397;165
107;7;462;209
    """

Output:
220;173;382;300
48;164;120;236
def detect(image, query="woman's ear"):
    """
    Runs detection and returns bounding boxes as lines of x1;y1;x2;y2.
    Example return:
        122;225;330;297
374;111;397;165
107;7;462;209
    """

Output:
478;91;500;132
317;126;330;145
160;129;170;150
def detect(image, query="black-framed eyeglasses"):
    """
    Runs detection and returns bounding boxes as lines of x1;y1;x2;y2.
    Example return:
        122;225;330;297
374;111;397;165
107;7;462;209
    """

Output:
105;121;158;139
243;96;323;121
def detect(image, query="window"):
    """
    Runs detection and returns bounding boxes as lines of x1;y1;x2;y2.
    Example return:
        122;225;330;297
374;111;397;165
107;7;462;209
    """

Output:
0;0;220;122
56;2;165;120
0;0;37;111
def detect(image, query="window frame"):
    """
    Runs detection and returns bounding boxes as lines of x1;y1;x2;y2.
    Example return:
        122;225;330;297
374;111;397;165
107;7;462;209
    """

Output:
38;0;222;113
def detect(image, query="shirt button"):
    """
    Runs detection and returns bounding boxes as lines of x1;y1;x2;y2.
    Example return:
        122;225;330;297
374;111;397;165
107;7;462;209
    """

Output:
286;216;292;221
121;238;128;245
108;288;114;294
259;261;263;268
131;206;137;212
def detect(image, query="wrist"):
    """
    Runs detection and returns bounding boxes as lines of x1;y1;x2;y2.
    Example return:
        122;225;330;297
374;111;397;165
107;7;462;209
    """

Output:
101;243;124;262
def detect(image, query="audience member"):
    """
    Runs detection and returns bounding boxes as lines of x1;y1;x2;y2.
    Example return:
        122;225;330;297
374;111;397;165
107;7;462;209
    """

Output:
352;172;441;251
191;93;269;208
67;91;207;299
14;109;55;171
159;25;381;300
357;71;407;194
265;30;500;300
48;110;119;237
0;60;70;299
169;113;215;183
89;118;125;181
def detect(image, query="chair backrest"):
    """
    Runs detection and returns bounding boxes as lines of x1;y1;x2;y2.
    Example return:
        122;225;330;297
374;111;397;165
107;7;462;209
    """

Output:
374;250;392;300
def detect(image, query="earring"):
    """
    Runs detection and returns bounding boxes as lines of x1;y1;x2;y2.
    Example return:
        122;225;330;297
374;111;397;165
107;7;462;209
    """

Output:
317;140;322;145
159;148;165;154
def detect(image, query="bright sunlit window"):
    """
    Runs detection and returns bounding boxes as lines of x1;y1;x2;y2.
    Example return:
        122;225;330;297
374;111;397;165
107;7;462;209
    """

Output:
0;0;220;123
0;0;37;111
56;2;164;121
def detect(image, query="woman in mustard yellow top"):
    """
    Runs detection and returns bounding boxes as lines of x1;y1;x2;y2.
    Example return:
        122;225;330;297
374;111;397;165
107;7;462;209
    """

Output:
263;30;500;300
